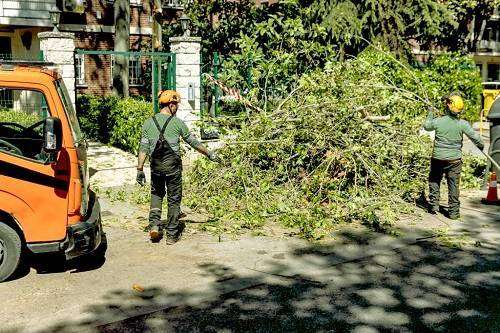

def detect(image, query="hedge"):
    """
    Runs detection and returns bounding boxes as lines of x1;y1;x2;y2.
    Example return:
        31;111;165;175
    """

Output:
76;95;153;153
0;108;42;127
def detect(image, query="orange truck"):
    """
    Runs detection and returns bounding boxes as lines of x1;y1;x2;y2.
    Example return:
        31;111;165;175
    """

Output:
0;61;103;282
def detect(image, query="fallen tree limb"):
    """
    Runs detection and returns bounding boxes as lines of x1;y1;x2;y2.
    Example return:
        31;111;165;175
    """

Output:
364;115;391;122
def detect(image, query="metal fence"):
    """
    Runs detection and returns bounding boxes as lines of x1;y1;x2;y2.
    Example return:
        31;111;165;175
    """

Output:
0;52;44;61
75;50;176;113
201;51;254;118
200;51;220;118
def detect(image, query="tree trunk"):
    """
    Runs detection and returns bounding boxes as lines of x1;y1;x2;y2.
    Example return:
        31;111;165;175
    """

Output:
113;0;130;98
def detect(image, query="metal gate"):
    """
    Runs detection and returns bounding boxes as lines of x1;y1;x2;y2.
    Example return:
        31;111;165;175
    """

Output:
200;51;254;118
200;51;224;118
74;50;176;113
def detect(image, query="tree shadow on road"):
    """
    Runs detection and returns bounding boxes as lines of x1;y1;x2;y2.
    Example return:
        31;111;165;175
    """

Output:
6;221;500;333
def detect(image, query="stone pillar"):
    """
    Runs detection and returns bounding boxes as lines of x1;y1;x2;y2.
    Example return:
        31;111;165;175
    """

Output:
169;36;201;129
38;32;76;106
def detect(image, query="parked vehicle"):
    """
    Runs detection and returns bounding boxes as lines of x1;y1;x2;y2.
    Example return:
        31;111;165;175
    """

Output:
0;61;103;282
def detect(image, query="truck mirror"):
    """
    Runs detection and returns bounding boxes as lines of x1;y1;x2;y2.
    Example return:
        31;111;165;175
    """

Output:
43;117;62;154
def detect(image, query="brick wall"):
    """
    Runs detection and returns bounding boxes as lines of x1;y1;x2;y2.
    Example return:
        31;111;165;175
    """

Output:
64;0;185;97
75;33;152;97
60;0;152;29
131;3;153;28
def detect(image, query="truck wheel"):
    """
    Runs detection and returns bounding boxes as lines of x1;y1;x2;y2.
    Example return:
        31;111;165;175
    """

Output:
0;223;22;282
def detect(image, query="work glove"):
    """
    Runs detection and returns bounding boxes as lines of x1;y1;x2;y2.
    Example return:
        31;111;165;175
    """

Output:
425;99;437;113
207;150;220;163
136;169;146;186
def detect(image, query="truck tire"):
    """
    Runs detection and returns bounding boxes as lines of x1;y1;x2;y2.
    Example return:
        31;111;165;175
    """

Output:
0;223;22;282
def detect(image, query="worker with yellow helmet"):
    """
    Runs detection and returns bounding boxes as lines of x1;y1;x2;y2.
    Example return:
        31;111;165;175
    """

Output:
423;92;484;219
137;90;218;244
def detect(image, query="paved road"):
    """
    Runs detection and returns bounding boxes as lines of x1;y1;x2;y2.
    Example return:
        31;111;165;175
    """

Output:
99;199;500;333
1;193;499;333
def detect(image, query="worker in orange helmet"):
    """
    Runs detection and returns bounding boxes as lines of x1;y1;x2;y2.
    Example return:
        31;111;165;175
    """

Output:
423;92;484;220
137;90;218;244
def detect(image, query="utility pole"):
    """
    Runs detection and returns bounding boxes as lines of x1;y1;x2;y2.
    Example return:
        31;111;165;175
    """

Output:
113;0;130;97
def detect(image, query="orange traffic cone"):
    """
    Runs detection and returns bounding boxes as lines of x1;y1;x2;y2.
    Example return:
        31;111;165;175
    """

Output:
482;172;500;205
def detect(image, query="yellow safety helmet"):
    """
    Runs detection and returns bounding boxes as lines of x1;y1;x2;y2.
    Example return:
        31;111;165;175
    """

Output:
158;90;181;106
447;94;464;114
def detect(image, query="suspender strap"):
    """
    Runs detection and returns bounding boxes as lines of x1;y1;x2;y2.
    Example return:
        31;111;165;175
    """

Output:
152;114;173;140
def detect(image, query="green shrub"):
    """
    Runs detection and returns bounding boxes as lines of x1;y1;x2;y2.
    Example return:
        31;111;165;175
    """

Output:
0;108;41;127
76;94;119;143
461;154;487;189
76;94;153;153
109;98;153;153
413;53;483;122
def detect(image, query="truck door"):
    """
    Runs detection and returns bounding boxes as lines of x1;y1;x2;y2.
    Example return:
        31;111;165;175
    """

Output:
0;86;69;243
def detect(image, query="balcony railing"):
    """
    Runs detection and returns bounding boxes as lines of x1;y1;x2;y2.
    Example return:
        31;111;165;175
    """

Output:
0;0;56;25
478;39;500;53
162;0;183;9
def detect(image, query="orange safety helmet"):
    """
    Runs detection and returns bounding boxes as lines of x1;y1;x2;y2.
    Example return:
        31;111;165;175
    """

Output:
443;92;464;114
158;90;181;106
447;95;464;114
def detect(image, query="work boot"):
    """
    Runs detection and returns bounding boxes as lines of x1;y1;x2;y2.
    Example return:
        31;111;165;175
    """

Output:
149;226;163;243
165;236;179;245
427;203;438;215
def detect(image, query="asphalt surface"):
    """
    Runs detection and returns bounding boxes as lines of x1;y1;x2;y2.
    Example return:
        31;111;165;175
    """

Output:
98;199;500;333
1;193;499;333
2;127;496;332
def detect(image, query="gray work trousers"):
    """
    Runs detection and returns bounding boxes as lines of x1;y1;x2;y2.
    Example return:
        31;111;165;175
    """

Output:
428;158;462;217
149;170;182;238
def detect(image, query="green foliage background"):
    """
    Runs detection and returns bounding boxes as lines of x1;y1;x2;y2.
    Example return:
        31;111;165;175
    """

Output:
180;0;497;64
220;46;483;122
413;53;483;121
76;95;153;153
176;0;484;121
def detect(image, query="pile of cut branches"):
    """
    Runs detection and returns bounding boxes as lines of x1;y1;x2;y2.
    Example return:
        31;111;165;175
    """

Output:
185;51;438;238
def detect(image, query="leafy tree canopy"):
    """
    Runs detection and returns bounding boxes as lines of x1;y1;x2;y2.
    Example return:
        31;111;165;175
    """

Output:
160;1;488;114
312;0;499;56
169;0;498;58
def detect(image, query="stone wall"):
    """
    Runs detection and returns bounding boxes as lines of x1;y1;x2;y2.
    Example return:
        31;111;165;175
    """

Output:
169;36;201;129
38;31;76;106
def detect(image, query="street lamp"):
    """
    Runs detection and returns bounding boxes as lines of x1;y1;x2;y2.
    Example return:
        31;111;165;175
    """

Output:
179;13;191;37
49;6;62;32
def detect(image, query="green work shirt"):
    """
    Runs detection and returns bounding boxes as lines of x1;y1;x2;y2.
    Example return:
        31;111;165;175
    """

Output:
423;111;484;160
139;113;201;157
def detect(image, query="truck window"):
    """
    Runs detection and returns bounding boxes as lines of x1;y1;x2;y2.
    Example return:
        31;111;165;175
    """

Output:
0;88;49;162
55;79;83;144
